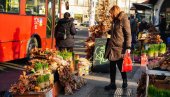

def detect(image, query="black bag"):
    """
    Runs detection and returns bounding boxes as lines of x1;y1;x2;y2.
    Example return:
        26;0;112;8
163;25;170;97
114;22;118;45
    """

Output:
57;29;67;40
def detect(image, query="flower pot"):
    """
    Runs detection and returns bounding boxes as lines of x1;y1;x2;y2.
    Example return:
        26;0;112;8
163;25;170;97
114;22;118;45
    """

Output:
45;81;50;88
38;82;45;89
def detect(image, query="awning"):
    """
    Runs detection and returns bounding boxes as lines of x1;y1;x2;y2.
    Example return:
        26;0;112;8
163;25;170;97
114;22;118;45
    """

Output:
132;3;152;10
145;0;158;5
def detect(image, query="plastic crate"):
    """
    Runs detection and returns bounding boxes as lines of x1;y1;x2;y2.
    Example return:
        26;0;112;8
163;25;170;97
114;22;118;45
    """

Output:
167;37;170;44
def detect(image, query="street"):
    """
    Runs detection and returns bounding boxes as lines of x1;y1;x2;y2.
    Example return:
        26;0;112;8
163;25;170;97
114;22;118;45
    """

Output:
0;26;141;97
0;25;89;95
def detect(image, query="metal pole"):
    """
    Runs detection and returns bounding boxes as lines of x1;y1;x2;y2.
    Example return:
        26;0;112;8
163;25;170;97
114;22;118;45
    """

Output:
59;0;62;18
89;0;96;26
51;0;56;48
129;0;131;15
125;0;127;12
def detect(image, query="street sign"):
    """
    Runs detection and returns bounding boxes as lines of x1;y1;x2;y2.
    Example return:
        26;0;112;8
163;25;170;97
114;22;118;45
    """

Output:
92;38;109;73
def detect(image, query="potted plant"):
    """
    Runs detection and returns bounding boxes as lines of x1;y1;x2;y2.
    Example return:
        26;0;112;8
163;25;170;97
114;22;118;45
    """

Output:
58;50;73;60
159;43;166;56
43;63;49;71
154;44;159;58
34;62;43;74
44;74;50;88
36;75;45;89
148;45;155;58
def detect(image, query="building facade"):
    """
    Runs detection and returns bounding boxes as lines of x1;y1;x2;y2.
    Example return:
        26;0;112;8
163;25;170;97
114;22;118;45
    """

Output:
61;0;90;23
60;0;147;23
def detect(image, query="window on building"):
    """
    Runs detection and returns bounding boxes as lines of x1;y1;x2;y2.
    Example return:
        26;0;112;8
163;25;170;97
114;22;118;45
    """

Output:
25;0;46;15
0;0;20;13
74;0;78;5
84;0;90;6
78;0;84;6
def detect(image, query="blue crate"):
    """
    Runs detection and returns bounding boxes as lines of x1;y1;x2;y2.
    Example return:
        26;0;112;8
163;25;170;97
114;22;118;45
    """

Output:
167;37;170;44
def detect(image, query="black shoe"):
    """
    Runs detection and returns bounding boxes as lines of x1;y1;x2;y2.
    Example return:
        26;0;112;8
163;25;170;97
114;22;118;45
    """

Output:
122;80;128;89
104;84;117;91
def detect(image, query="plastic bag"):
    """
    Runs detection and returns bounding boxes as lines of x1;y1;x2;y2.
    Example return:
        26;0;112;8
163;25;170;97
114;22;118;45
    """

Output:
122;52;132;72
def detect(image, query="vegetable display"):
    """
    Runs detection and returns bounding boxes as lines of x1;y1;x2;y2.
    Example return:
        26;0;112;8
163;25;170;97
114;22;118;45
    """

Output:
148;85;170;97
76;57;92;76
159;43;167;55
142;33;163;44
10;48;87;95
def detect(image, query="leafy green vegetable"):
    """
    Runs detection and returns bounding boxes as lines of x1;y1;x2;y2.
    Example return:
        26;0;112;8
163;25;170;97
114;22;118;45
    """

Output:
148;85;170;97
44;74;50;82
58;50;73;60
133;50;140;55
141;50;148;54
37;75;44;84
30;69;36;73
43;63;49;69
159;43;166;54
34;62;43;71
153;44;159;52
148;45;155;57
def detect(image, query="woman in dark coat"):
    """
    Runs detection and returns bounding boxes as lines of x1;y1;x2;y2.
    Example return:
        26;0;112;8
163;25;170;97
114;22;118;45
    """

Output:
104;5;132;90
55;12;77;51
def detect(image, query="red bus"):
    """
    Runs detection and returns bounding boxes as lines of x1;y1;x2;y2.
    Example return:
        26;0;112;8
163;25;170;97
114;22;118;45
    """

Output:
0;0;59;62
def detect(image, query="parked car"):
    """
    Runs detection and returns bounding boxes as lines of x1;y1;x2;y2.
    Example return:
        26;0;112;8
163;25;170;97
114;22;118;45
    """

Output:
80;21;97;27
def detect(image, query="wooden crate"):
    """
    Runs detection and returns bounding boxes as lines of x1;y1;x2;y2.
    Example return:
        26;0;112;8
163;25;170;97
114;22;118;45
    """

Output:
154;80;170;90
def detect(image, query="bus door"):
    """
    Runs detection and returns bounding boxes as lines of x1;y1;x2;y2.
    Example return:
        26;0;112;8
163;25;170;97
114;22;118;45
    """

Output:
46;0;59;49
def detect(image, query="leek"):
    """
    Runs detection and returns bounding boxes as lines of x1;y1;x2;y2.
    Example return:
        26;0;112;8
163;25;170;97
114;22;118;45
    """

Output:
159;43;166;54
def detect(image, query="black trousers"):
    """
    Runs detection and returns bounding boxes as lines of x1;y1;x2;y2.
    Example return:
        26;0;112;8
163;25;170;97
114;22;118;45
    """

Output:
110;59;127;84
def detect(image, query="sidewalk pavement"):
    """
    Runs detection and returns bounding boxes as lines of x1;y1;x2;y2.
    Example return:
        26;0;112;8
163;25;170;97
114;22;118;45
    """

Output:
0;61;142;97
59;63;142;97
0;70;22;92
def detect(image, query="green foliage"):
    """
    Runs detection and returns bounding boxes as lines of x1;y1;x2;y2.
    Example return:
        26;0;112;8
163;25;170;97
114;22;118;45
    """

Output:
43;63;49;69
30;69;36;73
133;50;140;55
159;43;166;54
34;62;43;71
37;75;44;84
44;74;50;82
153;44;159;52
58;50;73;60
148;85;170;97
141;50;148;54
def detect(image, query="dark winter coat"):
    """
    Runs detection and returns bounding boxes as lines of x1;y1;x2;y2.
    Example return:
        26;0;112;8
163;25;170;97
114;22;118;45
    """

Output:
159;17;166;33
104;11;132;61
139;21;148;32
55;18;77;47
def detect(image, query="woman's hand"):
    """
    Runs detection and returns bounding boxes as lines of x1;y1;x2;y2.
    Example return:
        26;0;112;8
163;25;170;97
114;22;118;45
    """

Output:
125;49;131;54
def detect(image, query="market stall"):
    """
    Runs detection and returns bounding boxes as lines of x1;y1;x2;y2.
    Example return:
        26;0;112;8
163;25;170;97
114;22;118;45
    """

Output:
9;48;91;96
136;25;170;97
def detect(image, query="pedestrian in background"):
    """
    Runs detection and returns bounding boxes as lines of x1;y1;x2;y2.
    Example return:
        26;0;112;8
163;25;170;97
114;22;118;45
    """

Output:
55;12;77;52
139;18;148;32
130;14;138;50
156;15;167;43
104;5;132;90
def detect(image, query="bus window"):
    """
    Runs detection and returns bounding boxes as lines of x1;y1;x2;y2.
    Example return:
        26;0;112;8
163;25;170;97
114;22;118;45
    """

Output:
0;0;19;13
25;0;46;16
